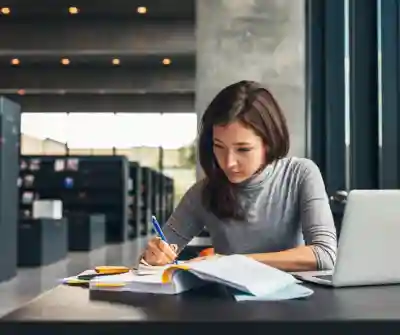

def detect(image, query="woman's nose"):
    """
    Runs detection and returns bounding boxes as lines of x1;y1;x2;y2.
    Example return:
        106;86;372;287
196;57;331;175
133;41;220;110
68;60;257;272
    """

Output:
225;152;238;169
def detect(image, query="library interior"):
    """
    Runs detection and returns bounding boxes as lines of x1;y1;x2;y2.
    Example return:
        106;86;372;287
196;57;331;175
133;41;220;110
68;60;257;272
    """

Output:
0;0;400;331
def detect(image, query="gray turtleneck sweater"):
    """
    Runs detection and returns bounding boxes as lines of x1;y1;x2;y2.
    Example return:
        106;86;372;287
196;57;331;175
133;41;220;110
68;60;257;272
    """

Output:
163;157;337;270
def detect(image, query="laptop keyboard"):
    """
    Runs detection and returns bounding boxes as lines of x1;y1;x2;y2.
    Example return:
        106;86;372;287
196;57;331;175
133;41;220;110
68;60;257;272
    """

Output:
316;274;333;281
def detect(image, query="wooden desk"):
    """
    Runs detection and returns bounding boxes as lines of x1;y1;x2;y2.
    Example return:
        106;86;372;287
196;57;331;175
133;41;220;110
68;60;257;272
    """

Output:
1;283;399;331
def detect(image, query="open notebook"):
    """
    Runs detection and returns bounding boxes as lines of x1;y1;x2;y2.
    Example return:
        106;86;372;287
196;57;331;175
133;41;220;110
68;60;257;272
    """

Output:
89;254;313;300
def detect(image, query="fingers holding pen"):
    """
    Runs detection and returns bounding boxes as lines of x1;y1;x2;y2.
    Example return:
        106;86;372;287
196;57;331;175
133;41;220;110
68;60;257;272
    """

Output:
143;237;178;266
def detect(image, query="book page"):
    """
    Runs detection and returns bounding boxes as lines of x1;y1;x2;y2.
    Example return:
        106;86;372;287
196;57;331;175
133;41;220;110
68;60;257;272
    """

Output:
133;261;187;276
188;254;297;296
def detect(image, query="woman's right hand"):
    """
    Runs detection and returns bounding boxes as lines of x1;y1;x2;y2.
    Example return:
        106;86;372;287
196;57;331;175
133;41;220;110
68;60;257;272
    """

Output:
141;237;178;266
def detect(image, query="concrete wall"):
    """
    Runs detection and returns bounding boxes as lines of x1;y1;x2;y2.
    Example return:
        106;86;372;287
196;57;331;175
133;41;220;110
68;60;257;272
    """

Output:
195;0;306;165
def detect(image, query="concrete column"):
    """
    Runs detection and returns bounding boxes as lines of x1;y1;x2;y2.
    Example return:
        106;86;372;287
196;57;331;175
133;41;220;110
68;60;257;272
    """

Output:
195;0;306;179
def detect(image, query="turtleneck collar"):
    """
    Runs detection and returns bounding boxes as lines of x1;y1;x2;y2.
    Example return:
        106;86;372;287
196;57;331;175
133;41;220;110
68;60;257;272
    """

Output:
235;160;276;191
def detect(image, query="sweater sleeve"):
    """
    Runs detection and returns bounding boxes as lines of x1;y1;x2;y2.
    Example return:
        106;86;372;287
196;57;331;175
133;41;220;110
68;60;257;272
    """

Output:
162;181;205;253
298;159;338;270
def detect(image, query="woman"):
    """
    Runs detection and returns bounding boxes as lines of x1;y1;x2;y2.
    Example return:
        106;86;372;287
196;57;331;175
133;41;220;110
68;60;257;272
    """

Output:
141;80;337;272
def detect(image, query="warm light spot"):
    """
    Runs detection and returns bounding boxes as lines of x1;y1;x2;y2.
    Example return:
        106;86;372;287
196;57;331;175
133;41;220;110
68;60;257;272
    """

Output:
11;58;20;66
69;6;79;14
137;6;147;14
112;58;120;66
162;58;171;66
17;89;25;95
1;7;10;15
61;58;70;65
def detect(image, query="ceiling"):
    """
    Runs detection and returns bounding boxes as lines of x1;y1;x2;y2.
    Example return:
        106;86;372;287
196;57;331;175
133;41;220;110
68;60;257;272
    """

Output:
1;0;195;19
0;0;196;113
0;54;195;68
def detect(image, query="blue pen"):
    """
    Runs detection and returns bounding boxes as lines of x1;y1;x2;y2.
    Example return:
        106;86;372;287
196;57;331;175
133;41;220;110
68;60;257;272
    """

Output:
151;215;177;264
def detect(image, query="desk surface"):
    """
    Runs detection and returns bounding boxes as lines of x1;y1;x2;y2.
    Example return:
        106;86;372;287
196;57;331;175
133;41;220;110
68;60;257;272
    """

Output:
2;282;400;322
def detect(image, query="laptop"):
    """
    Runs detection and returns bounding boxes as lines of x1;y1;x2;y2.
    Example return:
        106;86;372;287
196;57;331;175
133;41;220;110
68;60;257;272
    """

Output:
295;189;400;287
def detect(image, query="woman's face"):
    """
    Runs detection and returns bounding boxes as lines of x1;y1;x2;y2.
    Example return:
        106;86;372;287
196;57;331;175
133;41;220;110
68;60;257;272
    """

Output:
212;121;267;183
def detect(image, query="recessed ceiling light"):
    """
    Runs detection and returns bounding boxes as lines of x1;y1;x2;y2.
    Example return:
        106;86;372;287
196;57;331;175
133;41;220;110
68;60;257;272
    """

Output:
69;6;79;14
1;7;10;15
137;6;147;14
61;58;70;65
112;58;120;66
11;58;20;66
162;58;171;66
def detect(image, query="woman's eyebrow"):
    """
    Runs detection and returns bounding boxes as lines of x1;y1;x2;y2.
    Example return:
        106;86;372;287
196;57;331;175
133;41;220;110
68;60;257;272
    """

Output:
213;139;252;145
233;141;252;145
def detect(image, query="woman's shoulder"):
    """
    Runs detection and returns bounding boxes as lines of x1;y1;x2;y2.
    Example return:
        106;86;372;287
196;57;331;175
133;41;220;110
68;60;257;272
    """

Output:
180;178;206;203
283;156;320;171
275;156;322;182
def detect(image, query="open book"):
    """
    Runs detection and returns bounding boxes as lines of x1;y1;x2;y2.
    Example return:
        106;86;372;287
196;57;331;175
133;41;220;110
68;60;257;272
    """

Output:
133;261;187;276
89;254;313;300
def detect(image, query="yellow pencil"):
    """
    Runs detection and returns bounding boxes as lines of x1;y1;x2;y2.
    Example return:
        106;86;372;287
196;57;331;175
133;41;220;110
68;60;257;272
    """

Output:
64;279;88;285
94;266;130;274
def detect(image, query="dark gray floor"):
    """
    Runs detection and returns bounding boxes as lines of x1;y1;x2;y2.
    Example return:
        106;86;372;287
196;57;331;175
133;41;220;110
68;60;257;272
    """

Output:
0;238;149;317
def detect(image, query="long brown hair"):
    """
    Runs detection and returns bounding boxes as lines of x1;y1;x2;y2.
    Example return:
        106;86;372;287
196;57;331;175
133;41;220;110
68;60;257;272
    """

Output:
198;80;290;220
